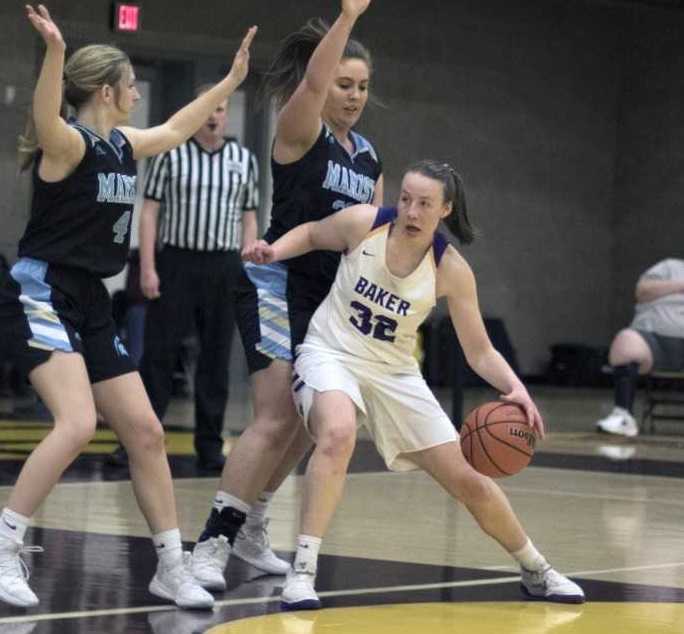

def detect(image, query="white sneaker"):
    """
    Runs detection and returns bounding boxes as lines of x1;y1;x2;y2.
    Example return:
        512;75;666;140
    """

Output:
596;406;639;437
280;570;321;611
520;566;585;604
191;536;230;591
149;552;215;609
0;537;42;608
233;519;291;575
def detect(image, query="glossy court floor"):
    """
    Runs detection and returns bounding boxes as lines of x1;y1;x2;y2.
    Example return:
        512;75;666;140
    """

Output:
0;384;682;633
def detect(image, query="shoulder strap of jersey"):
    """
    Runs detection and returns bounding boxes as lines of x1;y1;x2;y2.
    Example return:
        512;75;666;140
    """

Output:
433;232;449;266
371;206;397;230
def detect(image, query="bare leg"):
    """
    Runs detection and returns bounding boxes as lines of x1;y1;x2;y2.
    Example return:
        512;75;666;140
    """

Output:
405;441;527;553
93;372;214;609
92;372;176;533
8;352;96;516
261;425;313;493
300;391;357;537
609;328;654;374
217;360;301;503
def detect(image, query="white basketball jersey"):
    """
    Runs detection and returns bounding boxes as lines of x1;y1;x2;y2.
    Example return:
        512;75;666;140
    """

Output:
301;207;449;373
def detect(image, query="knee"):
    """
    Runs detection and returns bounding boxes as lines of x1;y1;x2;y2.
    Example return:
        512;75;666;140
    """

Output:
316;419;356;460
59;414;97;452
609;329;642;365
133;415;166;454
250;414;300;449
455;469;495;507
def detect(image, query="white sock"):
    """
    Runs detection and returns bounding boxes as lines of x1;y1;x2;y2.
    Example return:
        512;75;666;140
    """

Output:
213;490;250;514
293;534;321;575
511;538;548;572
153;528;183;568
0;508;29;543
246;491;273;526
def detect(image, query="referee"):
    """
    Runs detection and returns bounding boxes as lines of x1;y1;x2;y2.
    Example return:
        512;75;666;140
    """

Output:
122;84;258;471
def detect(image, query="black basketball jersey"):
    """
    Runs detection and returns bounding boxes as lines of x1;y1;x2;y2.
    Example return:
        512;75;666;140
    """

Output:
18;122;137;278
264;124;382;310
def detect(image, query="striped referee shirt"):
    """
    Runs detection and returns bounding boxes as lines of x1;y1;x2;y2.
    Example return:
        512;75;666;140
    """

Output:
143;137;259;251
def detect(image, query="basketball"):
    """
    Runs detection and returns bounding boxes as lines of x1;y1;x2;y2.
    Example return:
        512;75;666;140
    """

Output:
460;401;536;478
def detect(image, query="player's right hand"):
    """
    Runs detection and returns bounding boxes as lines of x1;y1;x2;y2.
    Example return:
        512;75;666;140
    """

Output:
26;4;65;48
242;239;274;265
141;268;161;300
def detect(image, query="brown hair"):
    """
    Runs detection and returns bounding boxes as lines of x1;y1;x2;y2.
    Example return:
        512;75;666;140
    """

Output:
263;18;373;110
405;160;475;244
18;44;130;171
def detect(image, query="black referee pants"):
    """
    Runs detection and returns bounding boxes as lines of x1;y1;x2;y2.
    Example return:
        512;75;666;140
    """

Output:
139;246;241;461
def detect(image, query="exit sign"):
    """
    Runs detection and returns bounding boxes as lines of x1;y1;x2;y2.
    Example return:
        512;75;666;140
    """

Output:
113;3;141;32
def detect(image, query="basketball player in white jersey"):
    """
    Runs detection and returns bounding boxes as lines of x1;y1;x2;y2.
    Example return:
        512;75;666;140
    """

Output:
244;160;585;609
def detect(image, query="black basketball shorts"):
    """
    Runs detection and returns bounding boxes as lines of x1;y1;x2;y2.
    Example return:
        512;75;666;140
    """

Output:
0;258;135;383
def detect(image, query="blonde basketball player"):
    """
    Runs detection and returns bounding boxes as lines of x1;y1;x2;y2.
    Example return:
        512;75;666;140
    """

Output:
244;160;585;610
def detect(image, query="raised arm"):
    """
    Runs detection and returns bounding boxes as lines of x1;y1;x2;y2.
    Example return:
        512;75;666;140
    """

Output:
243;204;376;265
438;250;545;437
273;0;371;163
121;27;256;159
26;5;85;173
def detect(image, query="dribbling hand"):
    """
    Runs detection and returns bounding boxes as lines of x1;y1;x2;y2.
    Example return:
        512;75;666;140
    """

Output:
227;26;257;88
500;386;545;439
242;240;275;265
26;4;65;48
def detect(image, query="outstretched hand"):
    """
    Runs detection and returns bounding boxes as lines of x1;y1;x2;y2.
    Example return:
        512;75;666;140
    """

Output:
500;386;545;439
227;26;257;88
26;4;64;48
242;240;275;265
342;0;372;19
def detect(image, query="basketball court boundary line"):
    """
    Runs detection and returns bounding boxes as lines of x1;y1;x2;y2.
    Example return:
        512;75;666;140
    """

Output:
1;560;684;625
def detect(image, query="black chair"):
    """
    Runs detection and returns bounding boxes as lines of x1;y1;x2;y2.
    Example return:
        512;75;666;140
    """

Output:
642;371;684;434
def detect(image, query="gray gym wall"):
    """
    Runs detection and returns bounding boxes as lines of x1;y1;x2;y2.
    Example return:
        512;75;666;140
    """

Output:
0;0;680;376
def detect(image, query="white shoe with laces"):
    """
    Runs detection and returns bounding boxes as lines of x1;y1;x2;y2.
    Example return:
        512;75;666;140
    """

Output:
191;535;230;591
149;552;215;609
280;570;321;611
233;519;291;575
596;406;639;437
0;536;42;608
520;566;585;604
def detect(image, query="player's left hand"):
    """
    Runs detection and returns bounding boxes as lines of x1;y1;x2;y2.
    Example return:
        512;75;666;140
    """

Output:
500;386;545;439
227;26;257;88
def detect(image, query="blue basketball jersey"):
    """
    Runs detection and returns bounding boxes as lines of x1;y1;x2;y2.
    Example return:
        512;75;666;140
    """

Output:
264;124;382;311
18;122;137;278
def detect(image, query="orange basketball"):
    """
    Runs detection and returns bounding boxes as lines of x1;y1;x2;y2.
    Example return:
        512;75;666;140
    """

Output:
460;401;536;478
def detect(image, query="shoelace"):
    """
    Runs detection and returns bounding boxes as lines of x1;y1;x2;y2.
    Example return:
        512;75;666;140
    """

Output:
0;545;44;582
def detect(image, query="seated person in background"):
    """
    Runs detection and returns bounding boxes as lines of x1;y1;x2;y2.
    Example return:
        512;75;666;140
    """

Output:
596;258;684;437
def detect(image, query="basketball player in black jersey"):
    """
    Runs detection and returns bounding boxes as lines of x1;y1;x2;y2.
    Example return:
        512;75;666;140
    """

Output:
191;0;383;591
0;4;255;609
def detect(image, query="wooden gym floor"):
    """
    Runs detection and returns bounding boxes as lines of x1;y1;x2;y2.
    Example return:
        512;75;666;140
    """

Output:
0;384;682;633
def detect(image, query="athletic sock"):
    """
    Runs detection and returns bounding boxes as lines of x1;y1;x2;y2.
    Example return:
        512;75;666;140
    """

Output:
245;491;272;526
511;538;548;572
292;534;321;575
199;491;249;545
0;508;29;543
153;528;183;568
614;362;639;412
